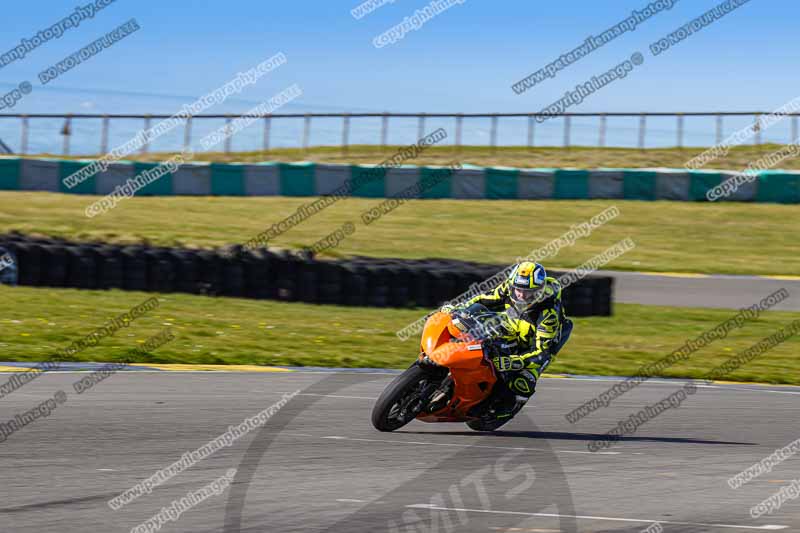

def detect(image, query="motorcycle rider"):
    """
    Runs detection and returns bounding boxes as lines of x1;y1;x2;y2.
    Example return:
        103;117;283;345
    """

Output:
443;261;573;419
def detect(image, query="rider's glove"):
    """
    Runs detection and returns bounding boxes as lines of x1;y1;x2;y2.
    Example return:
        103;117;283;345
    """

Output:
530;352;552;367
492;355;524;372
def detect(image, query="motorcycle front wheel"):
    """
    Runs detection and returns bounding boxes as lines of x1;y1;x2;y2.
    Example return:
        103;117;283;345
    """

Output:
371;364;435;432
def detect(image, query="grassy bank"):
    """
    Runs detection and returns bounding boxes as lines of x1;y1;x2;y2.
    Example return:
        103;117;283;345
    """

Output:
1;286;799;385
45;143;800;171
1;192;798;275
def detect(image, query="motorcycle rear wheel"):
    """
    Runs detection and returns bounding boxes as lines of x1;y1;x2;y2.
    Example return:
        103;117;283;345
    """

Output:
371;364;433;432
465;417;513;432
466;399;526;432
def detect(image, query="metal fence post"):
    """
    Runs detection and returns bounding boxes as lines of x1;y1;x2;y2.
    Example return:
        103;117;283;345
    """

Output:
715;114;723;145
183;117;193;153
792;115;798;142
141;115;151;154
100;115;110;154
754;114;762;146
638;113;646;150
490;114;498;154
341;114;350;155
417;113;426;140
455;114;463;154
563;115;571;148
381;113;389;148
677;114;684;148
302;114;311;154
61;115;72;156
599;114;606;147
225;115;233;154
527;114;535;149
263;116;271;152
20;116;29;155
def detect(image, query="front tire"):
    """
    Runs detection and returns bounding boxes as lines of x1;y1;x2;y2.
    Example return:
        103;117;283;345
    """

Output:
371;364;433;432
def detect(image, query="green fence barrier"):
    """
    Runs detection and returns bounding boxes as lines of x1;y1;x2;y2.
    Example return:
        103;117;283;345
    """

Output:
420;166;453;198
622;170;658;200
689;171;723;202
485;167;518;199
279;162;315;196
0;158;20;190
59;160;96;195
211;163;246;196
3;158;800;203
351;165;387;197
554;169;590;199
757;172;800;204
132;162;173;196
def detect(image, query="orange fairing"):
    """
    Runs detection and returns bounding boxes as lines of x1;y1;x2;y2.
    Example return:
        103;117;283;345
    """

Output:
420;312;451;355
417;312;497;422
421;312;485;368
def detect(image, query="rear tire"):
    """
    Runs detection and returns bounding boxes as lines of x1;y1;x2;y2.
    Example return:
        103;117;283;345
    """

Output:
371;364;433;432
466;418;513;432
466;399;526;432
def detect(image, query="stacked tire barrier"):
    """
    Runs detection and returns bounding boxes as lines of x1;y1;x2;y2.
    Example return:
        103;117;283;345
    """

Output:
0;233;613;316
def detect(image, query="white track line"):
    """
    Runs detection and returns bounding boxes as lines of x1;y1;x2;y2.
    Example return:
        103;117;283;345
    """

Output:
406;504;788;530
3;372;798;396
707;387;800;396
297;393;377;400
321;435;620;455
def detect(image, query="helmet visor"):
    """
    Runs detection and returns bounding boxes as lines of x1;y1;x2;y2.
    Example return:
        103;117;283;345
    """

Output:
511;286;544;306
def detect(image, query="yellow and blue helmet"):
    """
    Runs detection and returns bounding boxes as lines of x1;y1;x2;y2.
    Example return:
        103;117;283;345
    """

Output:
508;261;547;312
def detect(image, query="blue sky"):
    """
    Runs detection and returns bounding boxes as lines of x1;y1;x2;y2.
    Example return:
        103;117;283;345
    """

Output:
0;0;795;115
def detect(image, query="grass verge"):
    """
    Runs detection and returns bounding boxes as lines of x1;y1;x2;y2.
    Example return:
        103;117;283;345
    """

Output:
1;193;798;275
1;286;799;385
42;143;800;171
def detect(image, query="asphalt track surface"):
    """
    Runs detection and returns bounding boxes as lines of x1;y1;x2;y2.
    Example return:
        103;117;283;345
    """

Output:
2;370;799;533
598;271;800;311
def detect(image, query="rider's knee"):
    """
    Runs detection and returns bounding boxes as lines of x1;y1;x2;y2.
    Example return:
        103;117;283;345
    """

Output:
508;370;537;397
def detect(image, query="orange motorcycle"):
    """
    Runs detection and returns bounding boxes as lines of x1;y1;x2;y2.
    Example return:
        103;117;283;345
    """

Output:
371;304;524;432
